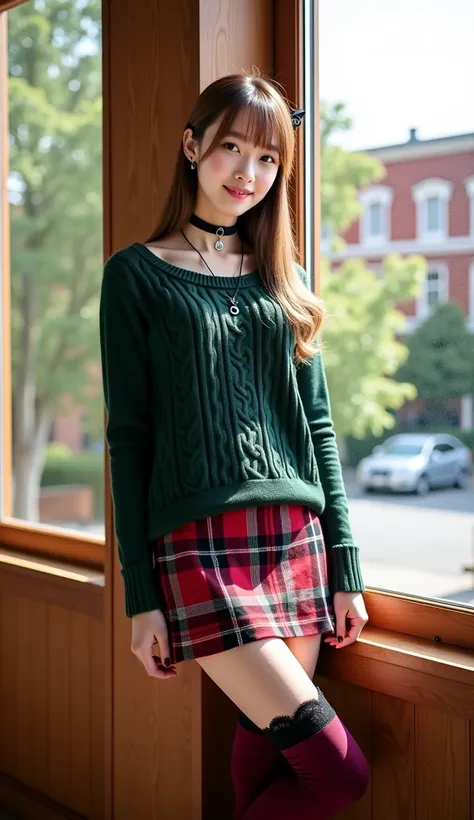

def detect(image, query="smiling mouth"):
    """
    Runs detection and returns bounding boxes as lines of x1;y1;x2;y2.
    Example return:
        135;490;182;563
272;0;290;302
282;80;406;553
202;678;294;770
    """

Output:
224;186;252;198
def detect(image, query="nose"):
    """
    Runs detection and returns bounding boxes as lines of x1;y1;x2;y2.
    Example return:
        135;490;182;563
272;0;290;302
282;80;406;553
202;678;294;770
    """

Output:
234;157;256;184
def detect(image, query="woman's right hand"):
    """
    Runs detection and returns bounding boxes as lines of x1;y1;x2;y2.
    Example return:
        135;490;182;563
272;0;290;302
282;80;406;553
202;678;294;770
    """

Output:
131;609;177;679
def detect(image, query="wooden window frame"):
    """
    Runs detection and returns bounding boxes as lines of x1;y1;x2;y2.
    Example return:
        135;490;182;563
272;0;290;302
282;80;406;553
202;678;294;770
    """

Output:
1;0;473;652
0;0;29;11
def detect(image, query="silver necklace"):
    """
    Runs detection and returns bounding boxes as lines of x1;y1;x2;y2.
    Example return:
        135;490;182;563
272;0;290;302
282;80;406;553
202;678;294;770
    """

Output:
180;229;244;316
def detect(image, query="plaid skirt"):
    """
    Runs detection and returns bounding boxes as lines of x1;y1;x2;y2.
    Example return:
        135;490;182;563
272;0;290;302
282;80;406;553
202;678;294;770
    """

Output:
151;503;336;665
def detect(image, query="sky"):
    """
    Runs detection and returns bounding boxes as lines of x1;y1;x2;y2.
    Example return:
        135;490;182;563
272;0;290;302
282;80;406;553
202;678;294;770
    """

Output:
319;0;474;151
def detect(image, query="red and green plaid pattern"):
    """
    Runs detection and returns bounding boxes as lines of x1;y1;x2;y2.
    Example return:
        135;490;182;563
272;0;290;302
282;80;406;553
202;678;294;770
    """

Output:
152;504;336;664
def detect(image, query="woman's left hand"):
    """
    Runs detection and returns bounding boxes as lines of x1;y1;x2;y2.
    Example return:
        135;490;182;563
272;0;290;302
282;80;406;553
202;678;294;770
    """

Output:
324;591;369;649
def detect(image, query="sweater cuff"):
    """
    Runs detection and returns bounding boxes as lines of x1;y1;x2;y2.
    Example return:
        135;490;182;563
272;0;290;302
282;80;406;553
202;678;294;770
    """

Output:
121;563;163;618
329;546;365;595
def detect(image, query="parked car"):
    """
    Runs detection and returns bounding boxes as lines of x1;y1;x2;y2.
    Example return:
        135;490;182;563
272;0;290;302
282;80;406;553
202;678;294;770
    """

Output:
356;433;473;495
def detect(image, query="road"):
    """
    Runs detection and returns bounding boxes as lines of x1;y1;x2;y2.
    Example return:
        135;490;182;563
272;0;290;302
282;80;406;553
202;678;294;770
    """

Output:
343;469;474;605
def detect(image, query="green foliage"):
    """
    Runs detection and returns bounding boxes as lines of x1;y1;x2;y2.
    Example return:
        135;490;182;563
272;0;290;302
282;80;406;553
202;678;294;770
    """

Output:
41;450;104;519
395;302;474;420
321;254;427;438
321;102;385;236
8;0;104;432
319;101;429;441
44;441;73;459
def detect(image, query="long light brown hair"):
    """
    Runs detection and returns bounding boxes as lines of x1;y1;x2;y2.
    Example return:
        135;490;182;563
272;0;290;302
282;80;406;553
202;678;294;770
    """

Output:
144;70;325;365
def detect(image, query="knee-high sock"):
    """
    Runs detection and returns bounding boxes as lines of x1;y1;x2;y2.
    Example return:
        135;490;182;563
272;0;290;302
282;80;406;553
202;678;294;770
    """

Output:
239;700;370;820
230;711;289;819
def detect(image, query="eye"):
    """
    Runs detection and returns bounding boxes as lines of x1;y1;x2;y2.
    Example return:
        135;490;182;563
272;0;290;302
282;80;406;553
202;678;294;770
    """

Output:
222;143;277;164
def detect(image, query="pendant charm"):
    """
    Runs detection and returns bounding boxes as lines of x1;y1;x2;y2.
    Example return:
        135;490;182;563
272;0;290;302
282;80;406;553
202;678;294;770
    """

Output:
215;227;225;251
229;301;239;316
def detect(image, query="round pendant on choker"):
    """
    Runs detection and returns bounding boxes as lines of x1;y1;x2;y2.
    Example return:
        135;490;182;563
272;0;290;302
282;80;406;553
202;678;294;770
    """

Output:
215;227;225;251
189;213;237;252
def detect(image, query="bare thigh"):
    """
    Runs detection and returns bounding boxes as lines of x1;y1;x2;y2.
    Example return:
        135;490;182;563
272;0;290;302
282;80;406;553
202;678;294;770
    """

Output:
195;634;323;731
282;634;322;680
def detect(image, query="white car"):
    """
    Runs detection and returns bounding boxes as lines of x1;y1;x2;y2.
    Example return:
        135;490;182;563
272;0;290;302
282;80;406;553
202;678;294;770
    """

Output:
356;433;473;495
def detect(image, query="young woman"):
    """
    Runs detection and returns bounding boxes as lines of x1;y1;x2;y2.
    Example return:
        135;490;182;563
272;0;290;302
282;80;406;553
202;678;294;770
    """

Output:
100;71;370;818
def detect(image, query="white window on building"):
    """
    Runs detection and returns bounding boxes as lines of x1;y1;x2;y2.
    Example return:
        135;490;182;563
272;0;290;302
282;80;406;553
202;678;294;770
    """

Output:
417;263;449;320
359;185;393;247
368;202;382;236
465;176;474;237
411;178;453;243
425;196;442;233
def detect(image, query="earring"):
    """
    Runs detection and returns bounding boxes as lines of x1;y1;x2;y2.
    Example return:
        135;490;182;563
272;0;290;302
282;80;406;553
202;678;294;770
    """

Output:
190;160;196;170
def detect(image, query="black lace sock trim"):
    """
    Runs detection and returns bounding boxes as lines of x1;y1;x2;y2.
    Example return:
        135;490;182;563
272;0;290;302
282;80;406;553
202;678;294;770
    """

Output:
261;690;337;751
237;708;263;734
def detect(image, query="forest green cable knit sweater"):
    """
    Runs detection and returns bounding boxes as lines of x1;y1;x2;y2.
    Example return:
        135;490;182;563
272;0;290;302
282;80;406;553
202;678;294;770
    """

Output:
99;242;365;618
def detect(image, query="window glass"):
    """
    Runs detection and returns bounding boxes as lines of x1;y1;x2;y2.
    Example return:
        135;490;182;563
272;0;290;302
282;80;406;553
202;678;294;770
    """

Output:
427;269;440;306
426;196;441;232
2;0;104;540
381;441;425;456
369;202;382;236
319;0;474;610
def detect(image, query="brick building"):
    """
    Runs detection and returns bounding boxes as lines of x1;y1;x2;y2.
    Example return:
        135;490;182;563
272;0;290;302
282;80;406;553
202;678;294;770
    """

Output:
326;129;474;430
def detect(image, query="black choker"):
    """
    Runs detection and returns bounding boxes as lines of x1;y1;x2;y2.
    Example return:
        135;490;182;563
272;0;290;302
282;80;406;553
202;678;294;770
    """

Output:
189;213;238;251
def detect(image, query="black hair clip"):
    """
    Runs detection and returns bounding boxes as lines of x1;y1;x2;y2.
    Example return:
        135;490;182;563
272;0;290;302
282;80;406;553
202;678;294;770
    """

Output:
290;109;305;129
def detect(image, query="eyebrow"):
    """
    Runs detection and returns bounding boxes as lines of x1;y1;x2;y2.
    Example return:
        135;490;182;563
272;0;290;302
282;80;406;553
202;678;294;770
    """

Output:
224;130;280;154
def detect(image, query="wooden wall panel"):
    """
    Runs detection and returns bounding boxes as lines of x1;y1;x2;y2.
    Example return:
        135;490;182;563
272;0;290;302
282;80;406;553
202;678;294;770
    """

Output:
371;693;415;820
471;720;474;819
315;669;474;820
199;0;273;89
415;706;470;820
0;569;104;820
274;0;304;260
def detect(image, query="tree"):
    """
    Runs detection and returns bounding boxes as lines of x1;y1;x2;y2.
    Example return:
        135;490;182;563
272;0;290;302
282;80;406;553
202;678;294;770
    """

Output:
321;255;425;439
321;102;385;234
8;0;103;521
395;301;474;423
319;102;426;439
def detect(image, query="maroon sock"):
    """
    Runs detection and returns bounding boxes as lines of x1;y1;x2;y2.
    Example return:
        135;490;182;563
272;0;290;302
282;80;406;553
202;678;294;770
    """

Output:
231;712;289;819
240;698;370;820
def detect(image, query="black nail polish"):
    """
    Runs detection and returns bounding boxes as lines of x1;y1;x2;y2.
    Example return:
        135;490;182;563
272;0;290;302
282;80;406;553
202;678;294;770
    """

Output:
165;657;170;667
337;636;343;643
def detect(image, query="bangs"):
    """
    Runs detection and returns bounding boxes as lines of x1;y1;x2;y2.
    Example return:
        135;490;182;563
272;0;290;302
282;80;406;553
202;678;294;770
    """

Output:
204;92;294;175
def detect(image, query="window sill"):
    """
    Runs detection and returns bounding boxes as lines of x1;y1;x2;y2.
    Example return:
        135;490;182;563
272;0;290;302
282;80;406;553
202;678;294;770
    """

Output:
318;624;474;718
0;518;104;569
0;545;104;617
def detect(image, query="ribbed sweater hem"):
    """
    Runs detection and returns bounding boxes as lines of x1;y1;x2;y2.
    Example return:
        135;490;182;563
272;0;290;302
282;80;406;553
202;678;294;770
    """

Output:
122;479;365;617
148;478;325;540
147;477;364;595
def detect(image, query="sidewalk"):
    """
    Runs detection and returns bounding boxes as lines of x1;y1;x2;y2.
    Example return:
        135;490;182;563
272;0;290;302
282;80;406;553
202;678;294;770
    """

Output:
361;559;474;606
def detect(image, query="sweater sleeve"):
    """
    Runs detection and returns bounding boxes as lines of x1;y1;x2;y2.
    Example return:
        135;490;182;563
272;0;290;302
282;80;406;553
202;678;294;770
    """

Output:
99;252;163;617
294;264;365;595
